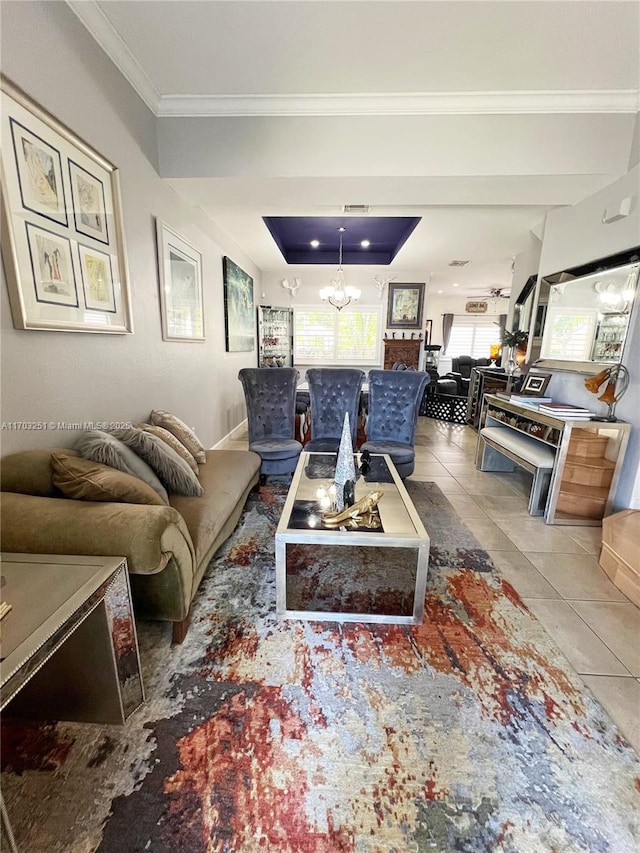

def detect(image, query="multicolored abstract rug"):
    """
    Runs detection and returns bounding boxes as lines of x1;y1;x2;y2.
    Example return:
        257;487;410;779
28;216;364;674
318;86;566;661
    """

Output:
2;482;639;852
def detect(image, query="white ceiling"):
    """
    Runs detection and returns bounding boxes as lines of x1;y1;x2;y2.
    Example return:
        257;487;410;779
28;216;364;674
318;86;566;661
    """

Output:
69;0;640;297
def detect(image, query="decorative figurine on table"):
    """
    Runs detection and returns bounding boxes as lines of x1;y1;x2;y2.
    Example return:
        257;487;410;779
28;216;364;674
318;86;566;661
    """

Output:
359;449;371;477
333;412;357;512
321;490;383;529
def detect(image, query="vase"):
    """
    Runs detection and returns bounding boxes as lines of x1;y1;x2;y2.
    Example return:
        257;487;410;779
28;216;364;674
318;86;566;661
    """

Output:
504;346;517;375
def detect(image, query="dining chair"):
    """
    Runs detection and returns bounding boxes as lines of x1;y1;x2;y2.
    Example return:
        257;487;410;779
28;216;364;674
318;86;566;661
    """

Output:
238;367;303;480
360;369;430;478
305;368;365;453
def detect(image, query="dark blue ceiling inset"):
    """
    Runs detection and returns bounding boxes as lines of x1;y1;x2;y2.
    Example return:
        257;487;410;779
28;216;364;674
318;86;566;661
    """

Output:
262;216;421;265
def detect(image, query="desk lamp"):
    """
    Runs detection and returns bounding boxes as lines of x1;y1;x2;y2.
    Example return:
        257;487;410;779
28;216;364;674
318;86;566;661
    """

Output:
584;364;629;422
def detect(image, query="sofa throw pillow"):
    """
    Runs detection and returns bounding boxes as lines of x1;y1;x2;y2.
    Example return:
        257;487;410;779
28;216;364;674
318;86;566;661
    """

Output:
112;427;203;497
136;423;199;474
149;410;207;464
51;452;166;505
75;430;169;504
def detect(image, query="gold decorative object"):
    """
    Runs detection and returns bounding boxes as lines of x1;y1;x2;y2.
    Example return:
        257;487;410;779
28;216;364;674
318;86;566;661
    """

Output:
321;490;383;529
584;363;629;421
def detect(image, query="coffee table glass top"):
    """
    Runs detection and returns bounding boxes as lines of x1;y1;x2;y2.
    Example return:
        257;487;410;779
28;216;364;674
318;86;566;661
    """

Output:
278;452;425;541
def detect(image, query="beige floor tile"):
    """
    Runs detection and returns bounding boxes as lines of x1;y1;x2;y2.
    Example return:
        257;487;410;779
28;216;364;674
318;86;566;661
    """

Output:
428;450;471;463
487;551;561;599
523;599;630;676
560;525;603;555
411;461;452;477
459;516;518;551
524;552;629;602
569;601;640;675
442;493;488;519
419;476;467;494
498;518;587;553
439;462;480;476
457;472;524;497
482;494;531;519
412;449;439;462
580;675;640;754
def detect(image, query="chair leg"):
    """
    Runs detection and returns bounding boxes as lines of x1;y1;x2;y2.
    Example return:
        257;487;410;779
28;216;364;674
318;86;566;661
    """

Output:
171;614;191;645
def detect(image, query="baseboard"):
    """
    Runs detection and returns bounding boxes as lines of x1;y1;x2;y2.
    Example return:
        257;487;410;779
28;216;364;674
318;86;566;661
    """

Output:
211;418;248;449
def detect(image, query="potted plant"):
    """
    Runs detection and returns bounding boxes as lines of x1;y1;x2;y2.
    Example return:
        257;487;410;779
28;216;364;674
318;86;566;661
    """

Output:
501;329;529;373
501;329;529;348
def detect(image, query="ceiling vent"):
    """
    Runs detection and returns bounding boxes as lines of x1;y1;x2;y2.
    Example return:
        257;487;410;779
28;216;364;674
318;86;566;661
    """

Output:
342;204;370;214
449;260;471;267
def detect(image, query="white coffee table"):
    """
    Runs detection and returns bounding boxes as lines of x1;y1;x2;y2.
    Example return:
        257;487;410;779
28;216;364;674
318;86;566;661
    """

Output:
275;453;430;624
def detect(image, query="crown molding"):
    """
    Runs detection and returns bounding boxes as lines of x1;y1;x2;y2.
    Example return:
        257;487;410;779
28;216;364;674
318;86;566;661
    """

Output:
66;1;638;119
159;89;640;118
65;0;160;114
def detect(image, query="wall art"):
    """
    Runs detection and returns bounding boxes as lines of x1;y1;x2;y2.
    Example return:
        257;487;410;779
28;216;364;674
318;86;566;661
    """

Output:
156;220;204;342
223;256;254;352
0;75;132;333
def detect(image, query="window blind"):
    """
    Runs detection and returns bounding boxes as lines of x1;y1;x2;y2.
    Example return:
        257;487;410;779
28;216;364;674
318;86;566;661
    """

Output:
447;316;502;359
294;307;381;364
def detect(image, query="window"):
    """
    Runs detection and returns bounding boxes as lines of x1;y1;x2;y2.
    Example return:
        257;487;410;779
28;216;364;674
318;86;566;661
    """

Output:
294;306;381;364
447;316;502;358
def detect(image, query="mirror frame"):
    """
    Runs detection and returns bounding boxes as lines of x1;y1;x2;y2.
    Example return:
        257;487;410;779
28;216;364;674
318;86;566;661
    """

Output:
532;248;640;375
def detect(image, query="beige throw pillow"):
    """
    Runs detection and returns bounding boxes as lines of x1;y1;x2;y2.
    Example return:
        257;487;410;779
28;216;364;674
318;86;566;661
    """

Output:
137;423;199;474
51;452;166;505
149;409;207;464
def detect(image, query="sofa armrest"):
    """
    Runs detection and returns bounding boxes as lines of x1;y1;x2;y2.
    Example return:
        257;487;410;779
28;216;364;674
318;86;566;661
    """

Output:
0;492;195;577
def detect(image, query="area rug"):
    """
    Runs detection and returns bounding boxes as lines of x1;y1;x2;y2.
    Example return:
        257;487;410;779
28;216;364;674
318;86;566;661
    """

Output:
2;482;639;852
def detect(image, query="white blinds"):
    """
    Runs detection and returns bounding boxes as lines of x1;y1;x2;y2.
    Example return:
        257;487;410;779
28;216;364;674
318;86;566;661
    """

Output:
448;315;502;359
294;307;381;364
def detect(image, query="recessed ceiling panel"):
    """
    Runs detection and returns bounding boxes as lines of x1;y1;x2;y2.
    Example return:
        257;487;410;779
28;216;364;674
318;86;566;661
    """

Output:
262;217;421;265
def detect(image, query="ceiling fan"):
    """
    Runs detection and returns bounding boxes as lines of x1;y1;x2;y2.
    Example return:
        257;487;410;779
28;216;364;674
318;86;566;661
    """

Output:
472;287;511;301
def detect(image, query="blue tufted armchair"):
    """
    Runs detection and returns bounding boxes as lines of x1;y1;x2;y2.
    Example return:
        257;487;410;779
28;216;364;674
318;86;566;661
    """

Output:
305;368;365;453
238;367;303;480
360;369;430;478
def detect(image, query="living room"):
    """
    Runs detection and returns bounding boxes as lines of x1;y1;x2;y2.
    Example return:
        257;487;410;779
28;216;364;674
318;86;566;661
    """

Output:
1;1;639;850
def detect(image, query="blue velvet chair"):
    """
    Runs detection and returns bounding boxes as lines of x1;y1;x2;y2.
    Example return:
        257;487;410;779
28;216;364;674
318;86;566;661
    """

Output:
238;367;303;480
360;369;430;478
305;368;365;453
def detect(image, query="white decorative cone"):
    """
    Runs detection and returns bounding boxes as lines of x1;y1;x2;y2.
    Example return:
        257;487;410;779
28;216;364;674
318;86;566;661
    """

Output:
333;412;357;511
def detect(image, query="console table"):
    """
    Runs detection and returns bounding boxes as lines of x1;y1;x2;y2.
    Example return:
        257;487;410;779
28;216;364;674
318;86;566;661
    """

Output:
476;395;631;525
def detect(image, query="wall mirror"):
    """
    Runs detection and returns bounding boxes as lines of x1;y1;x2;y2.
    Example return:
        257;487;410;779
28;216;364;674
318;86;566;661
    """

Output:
535;261;639;373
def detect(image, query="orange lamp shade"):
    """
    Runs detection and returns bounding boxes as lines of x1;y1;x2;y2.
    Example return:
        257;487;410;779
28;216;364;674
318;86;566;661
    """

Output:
490;344;501;360
598;379;618;405
584;368;611;394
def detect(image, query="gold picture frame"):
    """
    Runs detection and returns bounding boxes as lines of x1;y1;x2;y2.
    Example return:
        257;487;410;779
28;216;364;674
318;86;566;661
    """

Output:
0;76;133;333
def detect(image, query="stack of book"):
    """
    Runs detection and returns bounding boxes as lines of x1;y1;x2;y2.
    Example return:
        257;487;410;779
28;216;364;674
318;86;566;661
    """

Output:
537;401;594;419
509;394;553;403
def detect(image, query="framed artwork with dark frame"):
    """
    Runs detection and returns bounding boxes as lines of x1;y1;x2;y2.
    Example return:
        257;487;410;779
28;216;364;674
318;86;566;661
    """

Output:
519;372;552;397
156;220;204;342
0;75;132;333
223;256;255;352
387;282;425;329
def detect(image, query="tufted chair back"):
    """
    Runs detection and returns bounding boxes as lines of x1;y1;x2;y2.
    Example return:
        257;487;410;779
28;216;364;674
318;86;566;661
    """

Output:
360;369;430;478
305;368;365;453
238;368;302;478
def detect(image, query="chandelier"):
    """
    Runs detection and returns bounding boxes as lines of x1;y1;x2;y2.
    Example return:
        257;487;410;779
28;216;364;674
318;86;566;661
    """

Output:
319;227;361;311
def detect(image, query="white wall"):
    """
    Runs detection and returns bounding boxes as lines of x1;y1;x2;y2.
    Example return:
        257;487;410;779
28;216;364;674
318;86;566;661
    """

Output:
0;1;259;453
537;167;640;509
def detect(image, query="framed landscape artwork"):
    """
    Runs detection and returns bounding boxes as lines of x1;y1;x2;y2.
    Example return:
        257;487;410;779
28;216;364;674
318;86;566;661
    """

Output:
156;220;204;342
0;76;133;333
223;256;255;352
387;282;425;329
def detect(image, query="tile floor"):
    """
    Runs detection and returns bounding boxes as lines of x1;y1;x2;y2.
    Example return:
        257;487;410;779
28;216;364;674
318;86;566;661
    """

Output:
221;416;640;753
